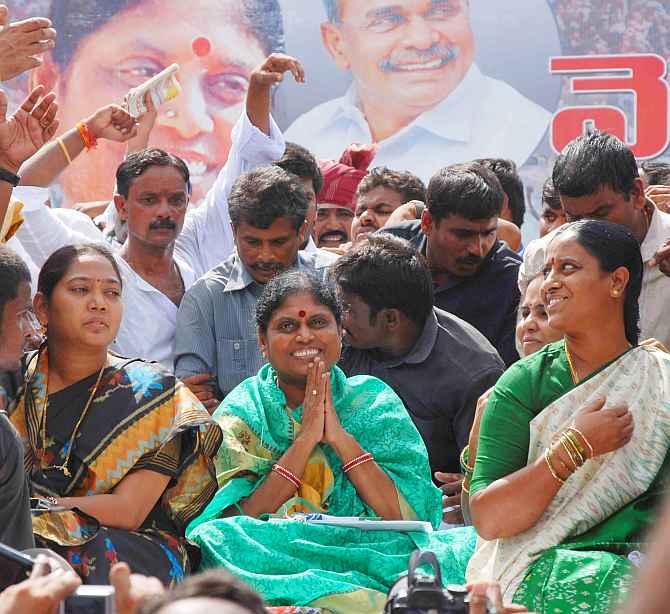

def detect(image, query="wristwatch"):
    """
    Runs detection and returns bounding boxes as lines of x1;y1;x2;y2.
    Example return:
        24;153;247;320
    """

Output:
0;167;20;187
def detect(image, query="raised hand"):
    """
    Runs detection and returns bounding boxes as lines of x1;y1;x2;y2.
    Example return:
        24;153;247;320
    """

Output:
572;397;634;457
0;6;56;82
86;104;137;143
322;373;345;446
109;562;165;614
0;554;81;614
299;358;326;447
247;53;305;134
124;92;157;153
0;85;58;173
250;53;305;88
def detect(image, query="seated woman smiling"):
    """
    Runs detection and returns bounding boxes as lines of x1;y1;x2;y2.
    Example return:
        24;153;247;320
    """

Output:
466;220;670;613
186;272;473;613
9;244;221;584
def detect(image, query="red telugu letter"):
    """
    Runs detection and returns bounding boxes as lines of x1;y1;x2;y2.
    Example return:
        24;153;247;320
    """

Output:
550;54;669;158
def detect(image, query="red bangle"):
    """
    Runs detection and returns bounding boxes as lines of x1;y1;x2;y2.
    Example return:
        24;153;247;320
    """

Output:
76;122;98;150
342;452;373;474
271;463;301;489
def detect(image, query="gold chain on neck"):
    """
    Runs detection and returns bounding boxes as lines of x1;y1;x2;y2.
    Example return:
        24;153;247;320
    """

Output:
564;340;580;385
39;362;107;478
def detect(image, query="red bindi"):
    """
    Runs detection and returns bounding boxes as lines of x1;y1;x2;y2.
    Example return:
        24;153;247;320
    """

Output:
192;36;211;57
298;310;306;318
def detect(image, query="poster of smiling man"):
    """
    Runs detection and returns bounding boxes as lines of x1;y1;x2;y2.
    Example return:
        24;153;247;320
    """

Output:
5;0;670;239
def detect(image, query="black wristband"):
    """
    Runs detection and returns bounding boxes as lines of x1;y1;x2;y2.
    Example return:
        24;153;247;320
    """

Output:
0;167;20;187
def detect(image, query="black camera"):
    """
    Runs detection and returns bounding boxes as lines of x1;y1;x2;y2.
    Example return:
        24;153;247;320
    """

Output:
385;550;492;614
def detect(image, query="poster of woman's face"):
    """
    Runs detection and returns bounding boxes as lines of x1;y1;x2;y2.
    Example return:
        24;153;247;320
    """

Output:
5;0;670;240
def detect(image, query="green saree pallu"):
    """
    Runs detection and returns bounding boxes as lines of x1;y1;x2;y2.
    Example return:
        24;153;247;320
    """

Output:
467;341;670;613
187;365;475;613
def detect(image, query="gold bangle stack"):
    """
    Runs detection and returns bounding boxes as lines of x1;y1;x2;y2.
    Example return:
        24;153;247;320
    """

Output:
460;445;475;476
545;426;596;486
559;435;584;470
544;448;565;485
567;426;595;459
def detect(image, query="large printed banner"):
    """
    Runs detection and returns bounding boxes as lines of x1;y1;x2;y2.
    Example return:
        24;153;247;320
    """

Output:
7;0;670;239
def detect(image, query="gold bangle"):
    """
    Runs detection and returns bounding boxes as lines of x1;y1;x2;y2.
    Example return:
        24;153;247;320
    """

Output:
460;445;475;474
568;427;595;459
57;138;72;164
562;432;584;464
544;448;565;485
563;431;586;465
559;438;580;471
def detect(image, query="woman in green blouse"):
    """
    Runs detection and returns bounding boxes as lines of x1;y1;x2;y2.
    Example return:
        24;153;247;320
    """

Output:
465;219;670;613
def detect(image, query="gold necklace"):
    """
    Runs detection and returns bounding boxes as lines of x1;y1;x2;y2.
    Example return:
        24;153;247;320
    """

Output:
39;362;106;478
564;340;580;384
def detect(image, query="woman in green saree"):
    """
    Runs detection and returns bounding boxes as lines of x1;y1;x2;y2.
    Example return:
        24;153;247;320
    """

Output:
186;271;475;613
466;219;670;613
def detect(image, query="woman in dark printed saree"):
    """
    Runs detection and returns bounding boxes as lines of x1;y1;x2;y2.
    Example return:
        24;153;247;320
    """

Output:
8;243;221;585
464;220;670;613
186;271;477;613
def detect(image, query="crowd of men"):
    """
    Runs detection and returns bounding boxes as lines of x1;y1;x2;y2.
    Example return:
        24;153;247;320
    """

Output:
3;1;670;613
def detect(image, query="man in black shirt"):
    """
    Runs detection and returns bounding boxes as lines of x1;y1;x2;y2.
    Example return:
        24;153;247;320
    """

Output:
382;162;522;365
334;235;504;521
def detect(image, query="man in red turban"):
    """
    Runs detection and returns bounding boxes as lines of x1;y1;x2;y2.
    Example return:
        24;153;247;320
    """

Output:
314;144;376;248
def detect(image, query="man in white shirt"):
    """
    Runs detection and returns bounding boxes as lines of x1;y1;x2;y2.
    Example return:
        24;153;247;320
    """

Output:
520;131;670;349
12;56;300;373
286;0;551;184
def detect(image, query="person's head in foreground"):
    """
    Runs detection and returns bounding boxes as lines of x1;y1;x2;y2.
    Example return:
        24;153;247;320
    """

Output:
333;234;432;354
320;0;475;120
0;246;34;371
33;243;124;356
257;271;343;387
516;273;562;357
275;142;323;248
229;166;309;284
552;131;649;243
36;0;284;205
542;219;642;347
114;148;191;251
139;569;266;614
474;158;525;228
422;161;504;278
315;144;376;248
351;166;426;244
538;177;566;238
